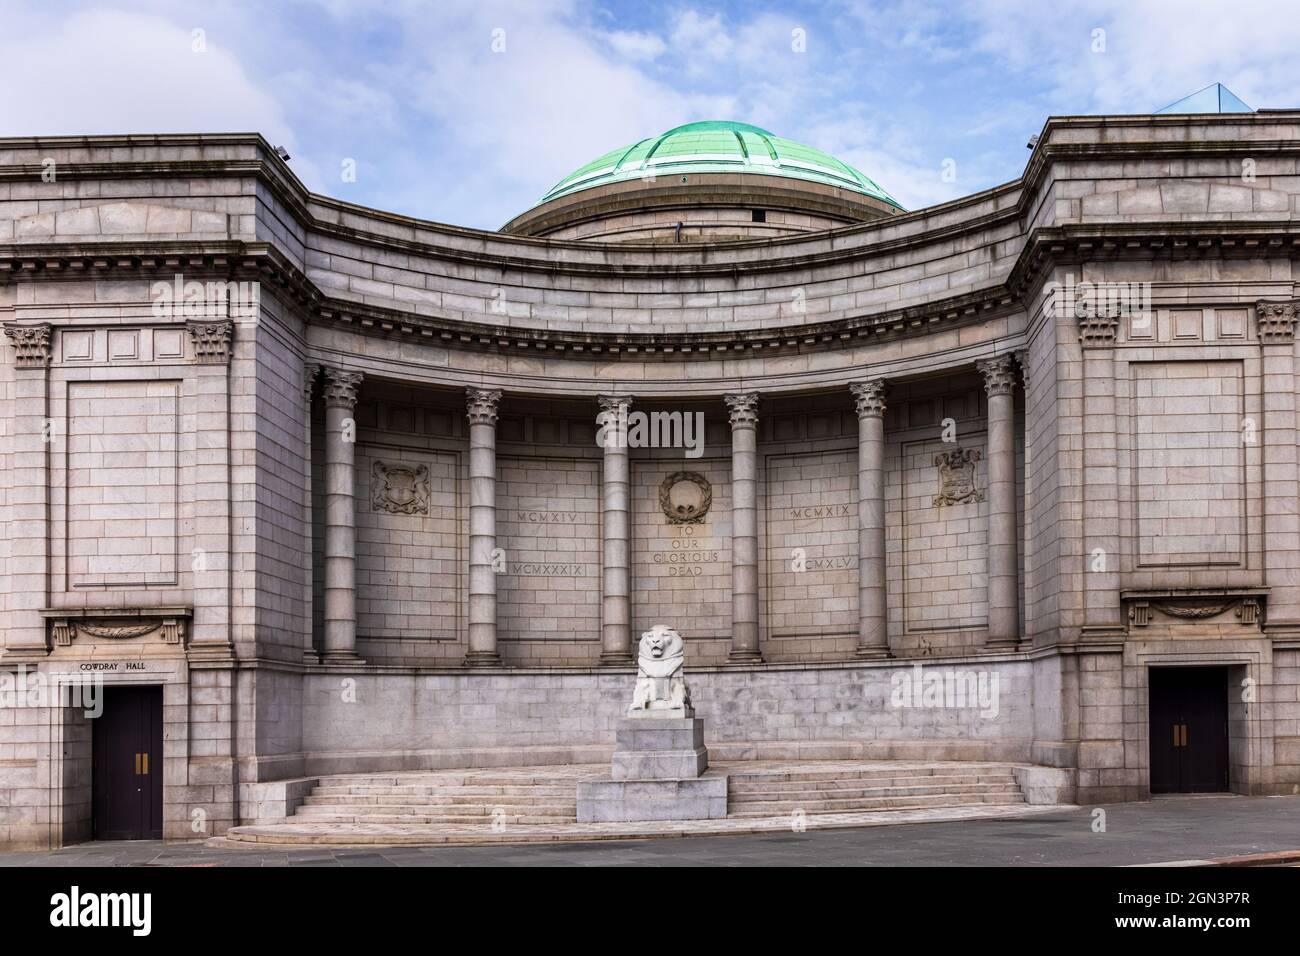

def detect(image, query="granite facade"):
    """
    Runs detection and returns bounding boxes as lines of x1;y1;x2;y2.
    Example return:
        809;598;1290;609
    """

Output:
3;113;1300;847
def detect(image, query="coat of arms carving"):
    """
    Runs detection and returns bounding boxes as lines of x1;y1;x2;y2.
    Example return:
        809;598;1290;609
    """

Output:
932;448;984;508
371;460;430;515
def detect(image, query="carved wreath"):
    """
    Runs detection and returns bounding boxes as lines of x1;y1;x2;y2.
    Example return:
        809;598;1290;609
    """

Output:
659;471;712;525
933;447;984;508
371;460;430;515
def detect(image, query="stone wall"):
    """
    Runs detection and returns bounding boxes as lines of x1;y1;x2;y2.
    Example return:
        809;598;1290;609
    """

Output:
298;656;1037;774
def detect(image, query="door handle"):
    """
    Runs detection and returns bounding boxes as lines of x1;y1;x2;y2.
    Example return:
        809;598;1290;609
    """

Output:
1172;724;1189;747
133;752;151;775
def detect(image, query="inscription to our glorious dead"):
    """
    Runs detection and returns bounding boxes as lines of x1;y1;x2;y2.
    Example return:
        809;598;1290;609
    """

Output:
652;524;721;576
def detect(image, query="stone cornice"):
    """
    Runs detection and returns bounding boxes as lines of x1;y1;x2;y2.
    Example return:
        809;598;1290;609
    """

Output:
0;240;1021;360
4;120;1296;279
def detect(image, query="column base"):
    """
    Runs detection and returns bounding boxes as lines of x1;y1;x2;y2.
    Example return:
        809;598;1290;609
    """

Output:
599;651;634;666
462;650;502;667
187;642;236;663
983;636;1022;651
319;650;365;665
725;649;764;664
853;645;892;660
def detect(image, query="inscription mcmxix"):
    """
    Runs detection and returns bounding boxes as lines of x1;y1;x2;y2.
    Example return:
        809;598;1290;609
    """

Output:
789;504;853;519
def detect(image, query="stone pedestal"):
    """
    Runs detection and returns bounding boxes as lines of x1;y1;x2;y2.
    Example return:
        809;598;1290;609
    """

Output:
576;717;728;823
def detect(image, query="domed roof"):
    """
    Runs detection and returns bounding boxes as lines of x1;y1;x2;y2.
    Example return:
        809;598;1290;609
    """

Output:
535;120;903;210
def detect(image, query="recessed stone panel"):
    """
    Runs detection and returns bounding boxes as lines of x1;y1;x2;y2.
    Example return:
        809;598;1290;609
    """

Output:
354;447;460;639
497;456;600;642
892;436;989;637
633;458;731;646
763;450;857;640
1132;360;1245;567
66;380;180;588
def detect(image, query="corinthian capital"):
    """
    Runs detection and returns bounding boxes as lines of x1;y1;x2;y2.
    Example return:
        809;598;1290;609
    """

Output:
321;367;364;408
186;319;234;365
976;355;1018;397
596;394;633;425
850;380;888;418
1256;300;1298;345
725;392;760;428
466;387;503;426
3;323;52;368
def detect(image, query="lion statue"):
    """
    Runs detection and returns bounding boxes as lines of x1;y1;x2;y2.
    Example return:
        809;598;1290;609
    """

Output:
629;624;693;717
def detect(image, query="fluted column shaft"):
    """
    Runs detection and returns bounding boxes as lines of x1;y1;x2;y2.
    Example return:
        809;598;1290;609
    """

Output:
726;393;762;662
321;367;364;662
465;388;503;665
598;396;634;664
978;356;1020;647
851;381;890;658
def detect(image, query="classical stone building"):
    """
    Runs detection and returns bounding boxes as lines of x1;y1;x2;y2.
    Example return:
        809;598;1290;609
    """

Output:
3;112;1300;849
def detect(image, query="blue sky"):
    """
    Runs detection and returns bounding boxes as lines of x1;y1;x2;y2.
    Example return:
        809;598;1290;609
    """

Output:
5;1;1299;230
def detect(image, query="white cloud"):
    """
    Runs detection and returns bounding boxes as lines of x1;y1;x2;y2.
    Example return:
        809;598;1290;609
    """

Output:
605;30;667;62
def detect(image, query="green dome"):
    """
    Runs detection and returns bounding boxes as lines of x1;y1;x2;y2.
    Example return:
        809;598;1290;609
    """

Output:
537;120;903;210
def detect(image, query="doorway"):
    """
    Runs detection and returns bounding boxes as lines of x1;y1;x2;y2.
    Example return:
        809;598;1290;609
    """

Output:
91;686;163;840
1148;667;1229;794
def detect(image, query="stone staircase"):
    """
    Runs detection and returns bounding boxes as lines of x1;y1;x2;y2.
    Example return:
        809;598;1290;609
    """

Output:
283;768;596;826
218;760;1052;845
720;761;1026;818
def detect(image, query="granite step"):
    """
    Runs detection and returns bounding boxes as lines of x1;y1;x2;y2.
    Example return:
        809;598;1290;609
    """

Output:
300;794;576;808
310;785;576;798
724;766;1015;785
729;782;1023;803
727;791;1024;817
729;773;1019;793
288;813;577;825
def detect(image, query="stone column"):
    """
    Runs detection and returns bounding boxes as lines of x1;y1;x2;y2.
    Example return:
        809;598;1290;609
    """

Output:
1257;301;1300;635
302;363;320;663
598;395;634;665
465;387;503;666
321;366;364;663
187;319;236;660
850;380;890;658
977;355;1020;647
1077;306;1124;642
725;393;762;663
1;323;53;660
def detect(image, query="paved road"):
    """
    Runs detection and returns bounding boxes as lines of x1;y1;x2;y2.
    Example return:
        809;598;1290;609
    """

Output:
2;794;1298;867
